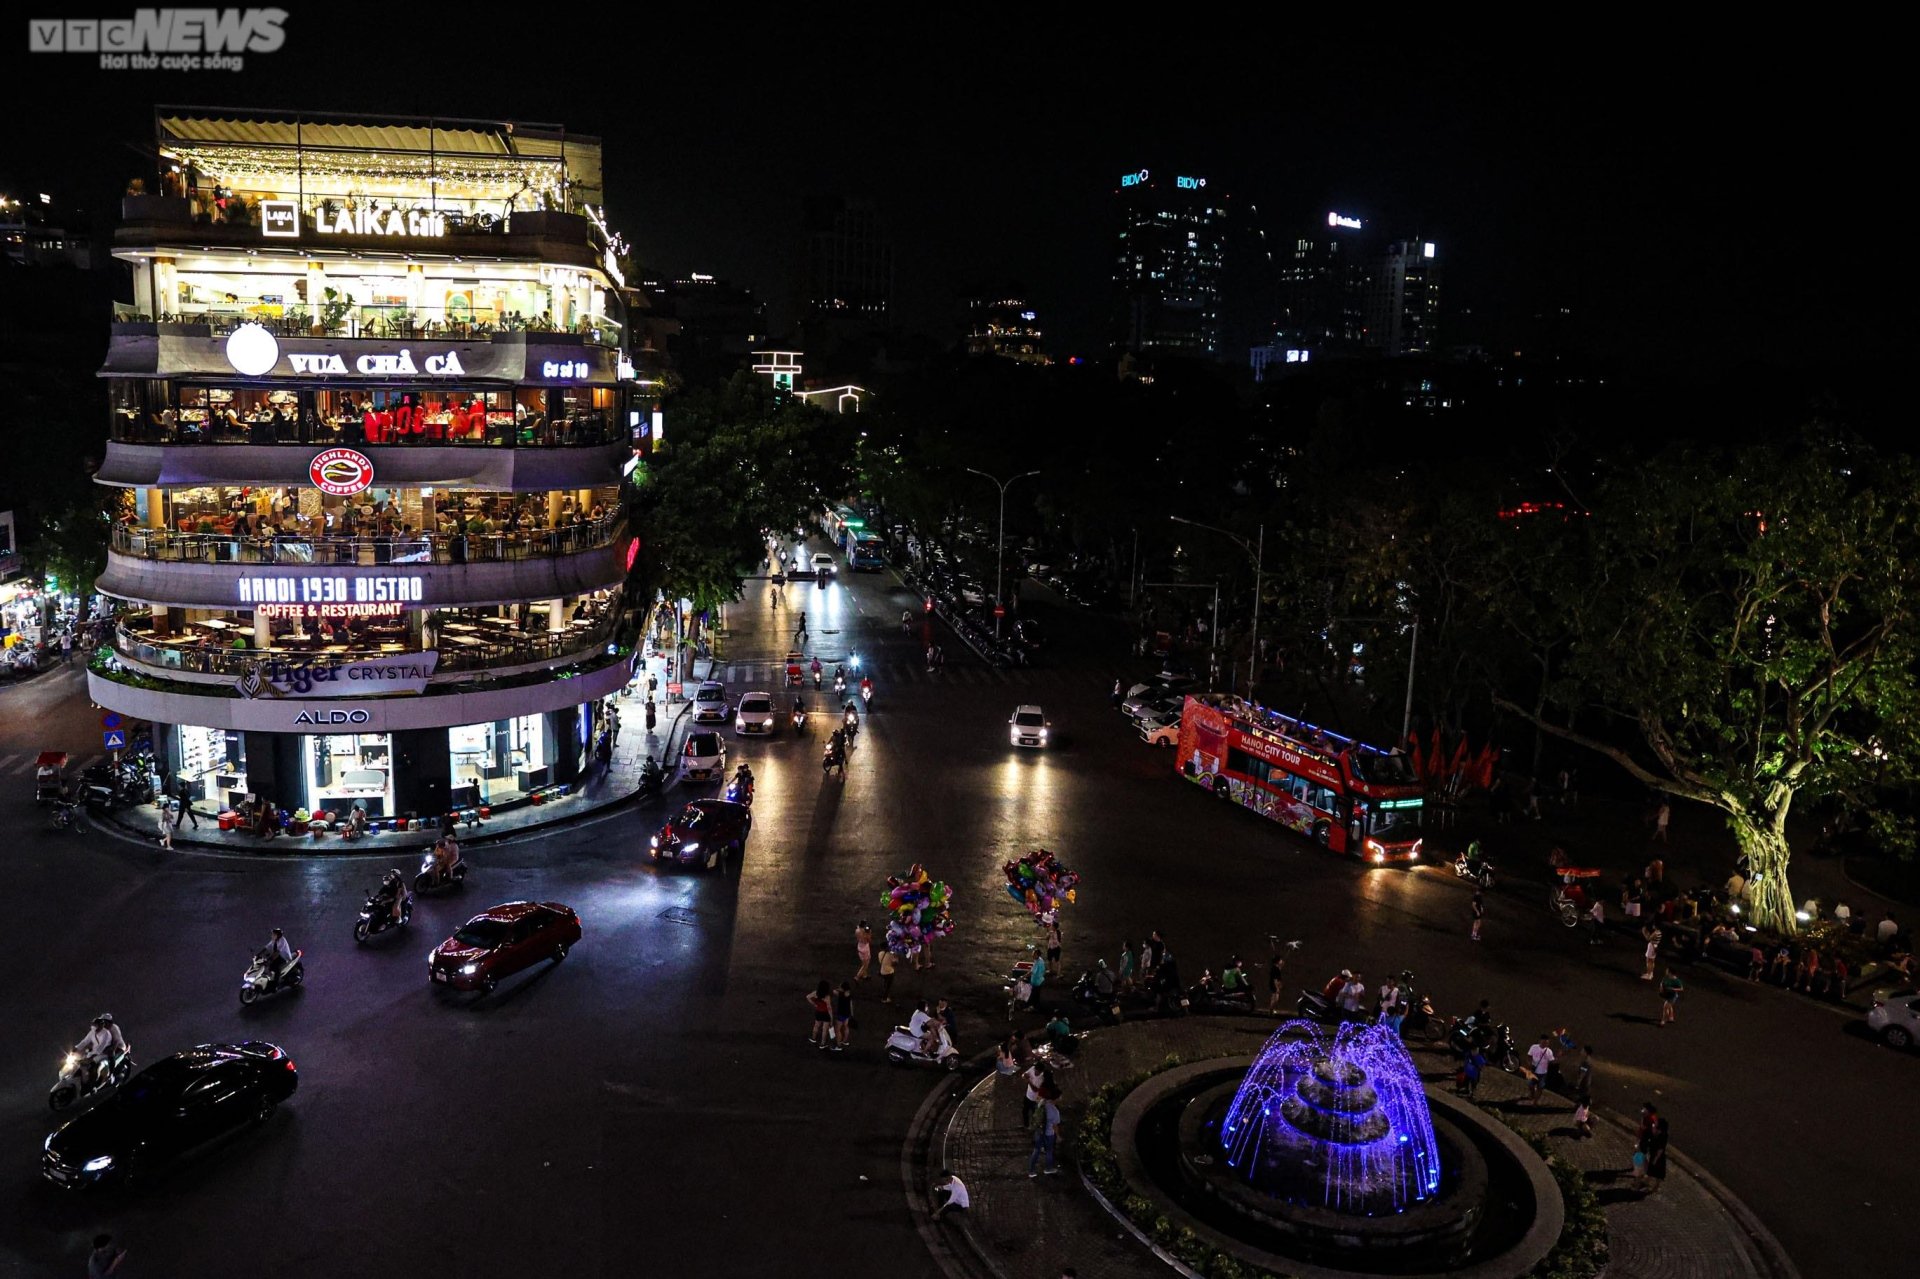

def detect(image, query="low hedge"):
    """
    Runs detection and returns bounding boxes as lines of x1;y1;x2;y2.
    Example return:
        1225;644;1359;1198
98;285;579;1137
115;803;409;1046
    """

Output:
1076;1054;1609;1279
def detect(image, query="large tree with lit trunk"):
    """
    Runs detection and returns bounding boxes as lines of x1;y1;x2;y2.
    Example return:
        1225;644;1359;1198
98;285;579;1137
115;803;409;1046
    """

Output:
1490;434;1920;934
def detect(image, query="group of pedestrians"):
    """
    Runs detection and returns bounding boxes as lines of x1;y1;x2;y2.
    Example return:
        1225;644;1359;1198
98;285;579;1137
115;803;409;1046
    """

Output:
805;979;857;1051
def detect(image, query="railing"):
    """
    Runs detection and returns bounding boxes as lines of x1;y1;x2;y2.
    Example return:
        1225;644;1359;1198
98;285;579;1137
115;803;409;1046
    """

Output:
112;609;623;680
110;410;621;448
111;514;623;566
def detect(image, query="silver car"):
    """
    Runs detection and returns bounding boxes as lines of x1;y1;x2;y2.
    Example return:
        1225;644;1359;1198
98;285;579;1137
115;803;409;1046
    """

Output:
1869;988;1920;1049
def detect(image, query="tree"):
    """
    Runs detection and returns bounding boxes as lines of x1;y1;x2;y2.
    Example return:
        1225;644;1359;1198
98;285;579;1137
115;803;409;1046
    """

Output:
1491;434;1920;933
628;373;857;613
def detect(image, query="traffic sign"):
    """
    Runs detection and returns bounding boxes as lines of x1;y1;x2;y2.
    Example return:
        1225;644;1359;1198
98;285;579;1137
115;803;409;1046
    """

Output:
993;605;1006;618
103;729;127;752
100;712;123;730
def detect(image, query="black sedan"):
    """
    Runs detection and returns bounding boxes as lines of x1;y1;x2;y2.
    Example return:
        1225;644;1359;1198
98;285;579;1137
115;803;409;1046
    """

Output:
649;799;753;872
43;1042;298;1188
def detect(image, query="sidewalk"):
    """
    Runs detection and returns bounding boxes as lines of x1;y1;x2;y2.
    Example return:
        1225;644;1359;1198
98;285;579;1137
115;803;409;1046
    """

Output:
913;1017;1796;1279
98;651;716;854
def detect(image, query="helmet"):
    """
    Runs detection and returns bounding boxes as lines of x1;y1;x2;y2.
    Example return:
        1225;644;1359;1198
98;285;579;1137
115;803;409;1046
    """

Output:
271;927;284;937
94;1014;113;1027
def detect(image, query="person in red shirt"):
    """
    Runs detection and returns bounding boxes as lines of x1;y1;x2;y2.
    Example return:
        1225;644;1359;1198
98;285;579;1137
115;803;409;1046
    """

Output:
362;405;381;445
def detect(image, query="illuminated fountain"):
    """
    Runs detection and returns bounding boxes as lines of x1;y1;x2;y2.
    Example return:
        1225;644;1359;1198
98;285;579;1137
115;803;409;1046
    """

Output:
1220;1021;1441;1215
1114;1021;1560;1274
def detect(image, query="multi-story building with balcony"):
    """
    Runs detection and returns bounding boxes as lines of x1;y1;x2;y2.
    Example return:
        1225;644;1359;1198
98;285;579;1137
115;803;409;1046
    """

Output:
89;108;651;824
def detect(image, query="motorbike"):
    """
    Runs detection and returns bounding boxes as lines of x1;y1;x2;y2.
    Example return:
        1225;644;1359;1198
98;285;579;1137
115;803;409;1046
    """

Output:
811;668;823;689
1397;973;1444;1042
822;741;846;776
354;890;412;943
49;1045;134;1112
1454;851;1496;889
842;707;859;740
1187;978;1256;1015
414;851;468;893
1295;988;1370;1024
860;683;873;709
49;799;82;831
884;1024;960;1070
833;674;847;697
725;775;755;807
1448;1017;1518;1071
639;756;667;800
240;948;305;1005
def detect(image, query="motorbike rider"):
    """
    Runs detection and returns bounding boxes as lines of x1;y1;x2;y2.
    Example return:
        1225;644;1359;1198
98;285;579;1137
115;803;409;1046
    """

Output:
809;655;822;684
375;868;410;923
264;927;295;980
431;833;461;881
1462;839;1489;879
1219;956;1249;996
900;609;913;634
826;727;847;769
732;763;755;800
75;1014;127;1085
1090;958;1116;1000
833;664;847;692
843;700;860;733
859;674;873;704
908;999;942;1057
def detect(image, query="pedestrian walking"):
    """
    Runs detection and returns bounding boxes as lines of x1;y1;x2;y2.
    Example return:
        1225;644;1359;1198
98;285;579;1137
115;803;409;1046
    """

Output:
1117;938;1138;993
1470;889;1485;941
1570;1048;1594;1137
61;631;73;665
1652;800;1671;843
1658;968;1684;1026
1111;677;1124;710
647;671;658;700
878;947;897;1003
1267;936;1289;1015
1458;1046;1486;1097
170;777;199;829
644;699;657;735
88;1233;128;1278
832;981;854;1050
807;980;833;1049
1145;929;1166;978
155;802;173;850
1027;1093;1062;1177
1525;1035;1555;1105
1633;1104;1669;1191
1585;896;1605;944
1021;1060;1050;1128
1044;914;1063;966
854;920;873;980
931;1170;970;1220
1641;924;1663;980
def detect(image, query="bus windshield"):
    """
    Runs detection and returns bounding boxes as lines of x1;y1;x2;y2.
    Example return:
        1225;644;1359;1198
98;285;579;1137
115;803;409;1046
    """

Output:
1365;801;1422;840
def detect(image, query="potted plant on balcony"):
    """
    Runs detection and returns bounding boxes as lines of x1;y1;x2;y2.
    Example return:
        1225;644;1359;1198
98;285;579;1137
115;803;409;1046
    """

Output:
321;287;350;337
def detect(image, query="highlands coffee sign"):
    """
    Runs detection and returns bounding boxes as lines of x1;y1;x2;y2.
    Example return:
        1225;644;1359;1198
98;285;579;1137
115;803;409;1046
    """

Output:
238;652;439;699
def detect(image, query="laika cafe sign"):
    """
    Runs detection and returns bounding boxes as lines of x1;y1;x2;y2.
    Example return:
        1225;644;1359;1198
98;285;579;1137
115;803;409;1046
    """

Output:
259;200;446;239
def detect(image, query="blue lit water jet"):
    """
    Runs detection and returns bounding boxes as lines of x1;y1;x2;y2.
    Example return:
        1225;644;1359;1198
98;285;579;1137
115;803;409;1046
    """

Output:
1220;1020;1441;1216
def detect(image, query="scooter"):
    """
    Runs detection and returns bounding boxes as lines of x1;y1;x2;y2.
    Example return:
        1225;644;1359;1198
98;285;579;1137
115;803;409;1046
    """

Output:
842;707;859;740
822;741;846;776
1396;972;1444;1043
1188;978;1256;1015
884;1024;960;1071
790;705;808;734
1454;851;1495;888
354;890;412;943
725;775;755;807
240;948;304;1005
49;1046;134;1112
833;674;847;697
414;851;468;893
860;683;873;710
1448;1018;1518;1071
639;756;667;801
812;668;823;689
49;799;82;831
1295;988;1369;1024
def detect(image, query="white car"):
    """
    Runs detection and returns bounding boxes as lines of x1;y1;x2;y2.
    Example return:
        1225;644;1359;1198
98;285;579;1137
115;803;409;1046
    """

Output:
691;681;729;723
1139;712;1181;748
811;552;837;578
734;691;777;735
1869;988;1920;1049
681;730;727;781
1009;705;1051;749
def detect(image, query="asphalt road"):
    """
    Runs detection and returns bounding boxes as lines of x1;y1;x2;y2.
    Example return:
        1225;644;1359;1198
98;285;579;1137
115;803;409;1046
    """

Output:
0;553;1910;1277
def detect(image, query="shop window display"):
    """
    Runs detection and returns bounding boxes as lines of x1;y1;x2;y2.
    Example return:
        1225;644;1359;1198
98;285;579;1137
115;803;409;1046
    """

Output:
307;733;393;818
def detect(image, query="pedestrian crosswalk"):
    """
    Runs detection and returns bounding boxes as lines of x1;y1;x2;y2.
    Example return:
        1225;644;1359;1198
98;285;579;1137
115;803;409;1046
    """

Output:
0;752;104;776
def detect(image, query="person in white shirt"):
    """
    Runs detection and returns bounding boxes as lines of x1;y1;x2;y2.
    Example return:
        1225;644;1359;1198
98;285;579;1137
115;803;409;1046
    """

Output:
1878;912;1900;945
75;1015;128;1083
1525;1036;1555;1105
907;1001;940;1057
932;1170;970;1219
1337;974;1367;1014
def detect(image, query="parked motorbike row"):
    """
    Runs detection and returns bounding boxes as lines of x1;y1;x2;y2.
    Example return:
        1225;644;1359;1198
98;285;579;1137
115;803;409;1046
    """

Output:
900;562;1044;670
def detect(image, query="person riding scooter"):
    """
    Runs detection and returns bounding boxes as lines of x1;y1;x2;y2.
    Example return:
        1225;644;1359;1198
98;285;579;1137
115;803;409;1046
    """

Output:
859;674;873;706
833;665;847;695
810;656;823;687
731;763;755;803
75;1014;127;1086
432;834;461;882
374;869;410;923
264;927;295;980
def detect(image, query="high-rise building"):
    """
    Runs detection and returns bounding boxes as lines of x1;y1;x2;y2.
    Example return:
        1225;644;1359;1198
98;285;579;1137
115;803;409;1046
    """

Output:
1365;239;1442;357
1275;211;1368;350
643;272;767;382
802;195;893;327
91;107;649;824
1111;168;1227;359
963;291;1048;365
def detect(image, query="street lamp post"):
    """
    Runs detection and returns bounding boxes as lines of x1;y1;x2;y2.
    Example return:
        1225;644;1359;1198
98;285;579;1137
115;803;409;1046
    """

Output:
1169;516;1264;700
965;467;1040;641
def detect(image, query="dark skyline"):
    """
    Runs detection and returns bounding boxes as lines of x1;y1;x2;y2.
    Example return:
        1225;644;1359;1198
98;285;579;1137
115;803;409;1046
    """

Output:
4;22;1903;382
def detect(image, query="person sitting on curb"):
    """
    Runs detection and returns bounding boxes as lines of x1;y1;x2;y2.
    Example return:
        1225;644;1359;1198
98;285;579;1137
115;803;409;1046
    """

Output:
931;1169;969;1220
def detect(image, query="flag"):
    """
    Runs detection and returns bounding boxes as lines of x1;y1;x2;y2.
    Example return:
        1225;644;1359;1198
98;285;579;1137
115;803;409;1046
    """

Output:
1409;733;1425;779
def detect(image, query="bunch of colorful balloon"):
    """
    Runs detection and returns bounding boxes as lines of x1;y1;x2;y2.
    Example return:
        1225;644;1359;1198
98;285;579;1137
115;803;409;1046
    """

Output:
882;864;955;958
1003;848;1079;918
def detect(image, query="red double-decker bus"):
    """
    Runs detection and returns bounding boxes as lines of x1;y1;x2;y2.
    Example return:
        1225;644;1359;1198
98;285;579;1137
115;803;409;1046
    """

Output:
1173;694;1425;862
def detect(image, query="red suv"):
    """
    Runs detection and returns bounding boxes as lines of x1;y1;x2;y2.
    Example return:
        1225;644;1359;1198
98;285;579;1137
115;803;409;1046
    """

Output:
429;901;581;994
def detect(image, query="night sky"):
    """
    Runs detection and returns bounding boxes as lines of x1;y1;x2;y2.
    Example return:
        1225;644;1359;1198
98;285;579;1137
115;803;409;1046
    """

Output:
4;20;1902;385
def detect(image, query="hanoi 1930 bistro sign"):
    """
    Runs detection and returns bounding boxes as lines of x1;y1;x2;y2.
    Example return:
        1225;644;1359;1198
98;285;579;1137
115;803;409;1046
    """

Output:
238;652;439;700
